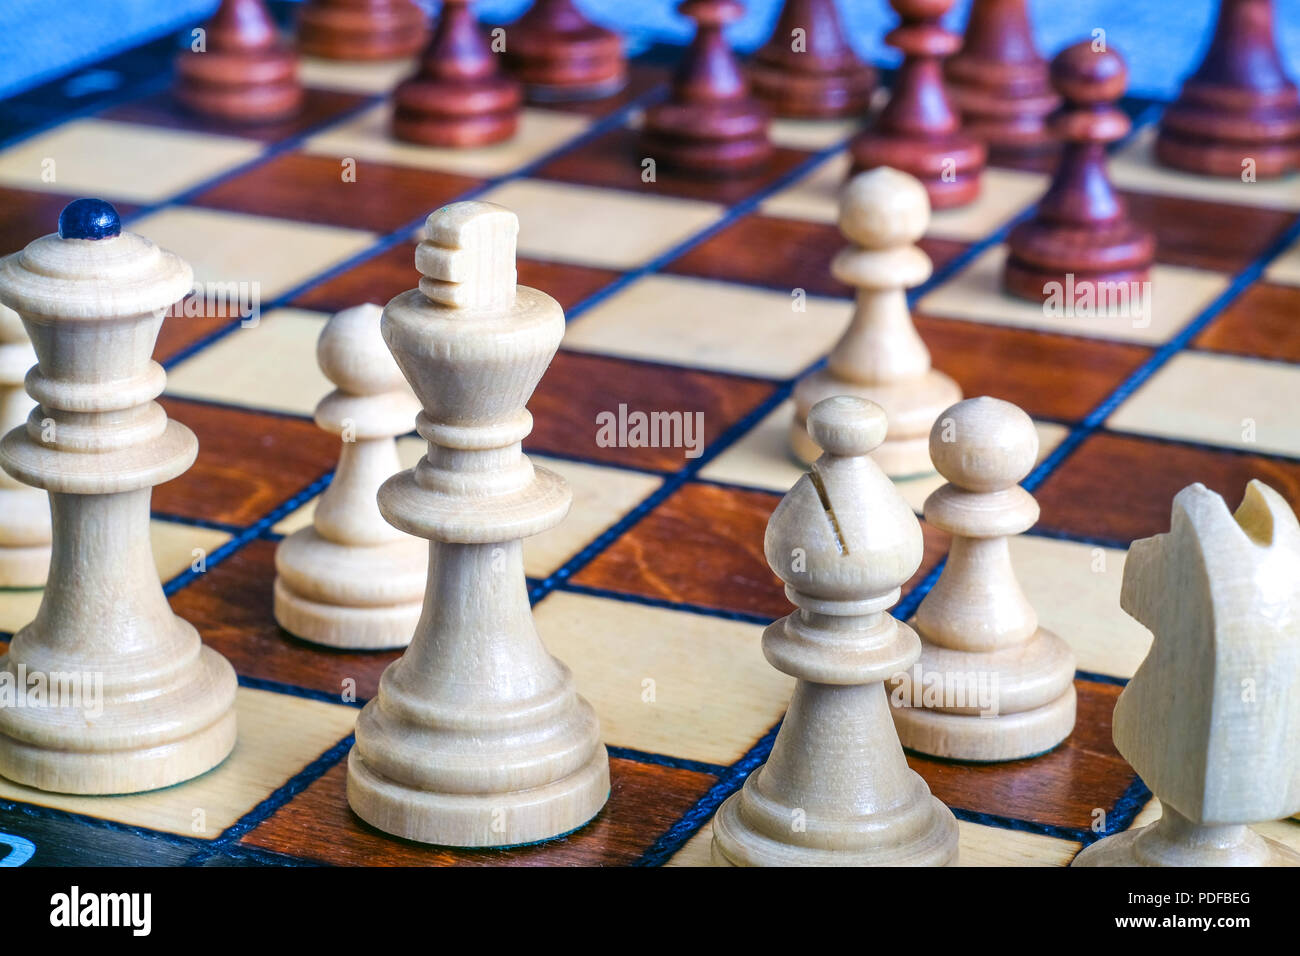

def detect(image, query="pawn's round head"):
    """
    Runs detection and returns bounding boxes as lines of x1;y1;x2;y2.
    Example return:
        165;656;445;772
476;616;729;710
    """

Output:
929;396;1037;493
317;303;408;395
808;395;888;459
838;167;930;250
1051;40;1127;105
58;198;120;241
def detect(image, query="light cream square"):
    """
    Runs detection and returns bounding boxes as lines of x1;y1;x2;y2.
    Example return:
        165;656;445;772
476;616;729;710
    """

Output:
534;590;794;765
273;445;662;579
1110;126;1300;211
298;56;417;94
0;521;230;635
0;688;357;838
760;151;1048;241
476;178;724;270
563;274;849;378
918;245;1227;345
303;104;590;177
166;309;330;416
0;119;262;203
132;206;376;302
1108;351;1300;457
1265;236;1300;287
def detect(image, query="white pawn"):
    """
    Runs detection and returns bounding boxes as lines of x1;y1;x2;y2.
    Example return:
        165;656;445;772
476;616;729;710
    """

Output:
274;304;426;649
713;396;958;866
889;396;1076;761
1075;480;1300;867
0;303;50;586
791;166;960;476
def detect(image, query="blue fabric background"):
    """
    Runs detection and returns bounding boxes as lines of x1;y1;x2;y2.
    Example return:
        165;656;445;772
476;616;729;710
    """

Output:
0;0;1297;101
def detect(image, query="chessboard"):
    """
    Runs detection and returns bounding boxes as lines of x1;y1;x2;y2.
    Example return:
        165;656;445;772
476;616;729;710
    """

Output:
1;3;1300;870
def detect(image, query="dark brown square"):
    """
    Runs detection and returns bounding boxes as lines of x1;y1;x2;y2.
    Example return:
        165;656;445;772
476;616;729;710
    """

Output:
909;679;1134;832
534;126;817;205
0;186;138;256
290;240;621;314
170;537;398;699
1193;281;1300;363
571;480;949;619
665;213;969;297
101;87;373;145
916;315;1154;423
157;397;341;526
1122;190;1299;274
1035;431;1300;544
187;152;483;234
528;351;777;471
240;757;717;866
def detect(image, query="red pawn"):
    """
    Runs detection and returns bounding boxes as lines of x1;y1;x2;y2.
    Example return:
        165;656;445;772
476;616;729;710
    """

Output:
1003;42;1155;304
945;0;1059;157
1157;0;1300;178
849;0;985;209
641;0;772;175
504;0;627;102
297;0;430;61
747;0;876;118
391;0;522;147
174;0;303;123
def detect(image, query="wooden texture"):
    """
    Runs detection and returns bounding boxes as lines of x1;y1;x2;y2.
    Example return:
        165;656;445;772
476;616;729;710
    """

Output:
747;0;876;118
1035;432;1300;545
190;152;482;233
667;214;970;295
1156;0;1300;178
249;757;714;865
0;303;49;587
1120;189;1299;273
945;0;1059;156
503;0;627;102
641;0;772;175
889;397;1077;760
1195;281;1300;362
174;0;304;123
297;0;430;61
273;304;426;649
1075;481;1300;866
1004;41;1155;303
391;0;522;147
712;397;959;866
0;203;237;794
849;0;985;208
792;168;961;475
347;201;609;846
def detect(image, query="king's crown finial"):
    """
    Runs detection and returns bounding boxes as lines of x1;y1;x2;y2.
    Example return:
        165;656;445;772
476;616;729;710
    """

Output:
416;201;518;311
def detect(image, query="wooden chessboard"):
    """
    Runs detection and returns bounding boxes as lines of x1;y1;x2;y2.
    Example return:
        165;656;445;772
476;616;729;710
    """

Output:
2;20;1300;870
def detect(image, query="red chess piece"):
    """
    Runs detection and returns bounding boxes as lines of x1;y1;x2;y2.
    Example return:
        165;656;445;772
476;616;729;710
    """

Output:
1003;41;1155;304
747;0;876;118
504;0;627;102
849;0;985;209
1157;0;1300;178
945;0;1059;157
297;0;430;61
391;0;523;147
641;0;772;176
174;0;304;123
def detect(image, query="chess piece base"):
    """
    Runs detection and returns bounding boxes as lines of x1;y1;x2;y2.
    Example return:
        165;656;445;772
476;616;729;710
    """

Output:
747;61;876;118
0;644;237;795
297;2;430;60
174;51;304;123
642;100;773;174
346;743;610;847
711;773;959;867
893;681;1076;762
1073;809;1300;867
849;131;985;209
391;76;522;147
274;527;425;650
1155;128;1299;179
